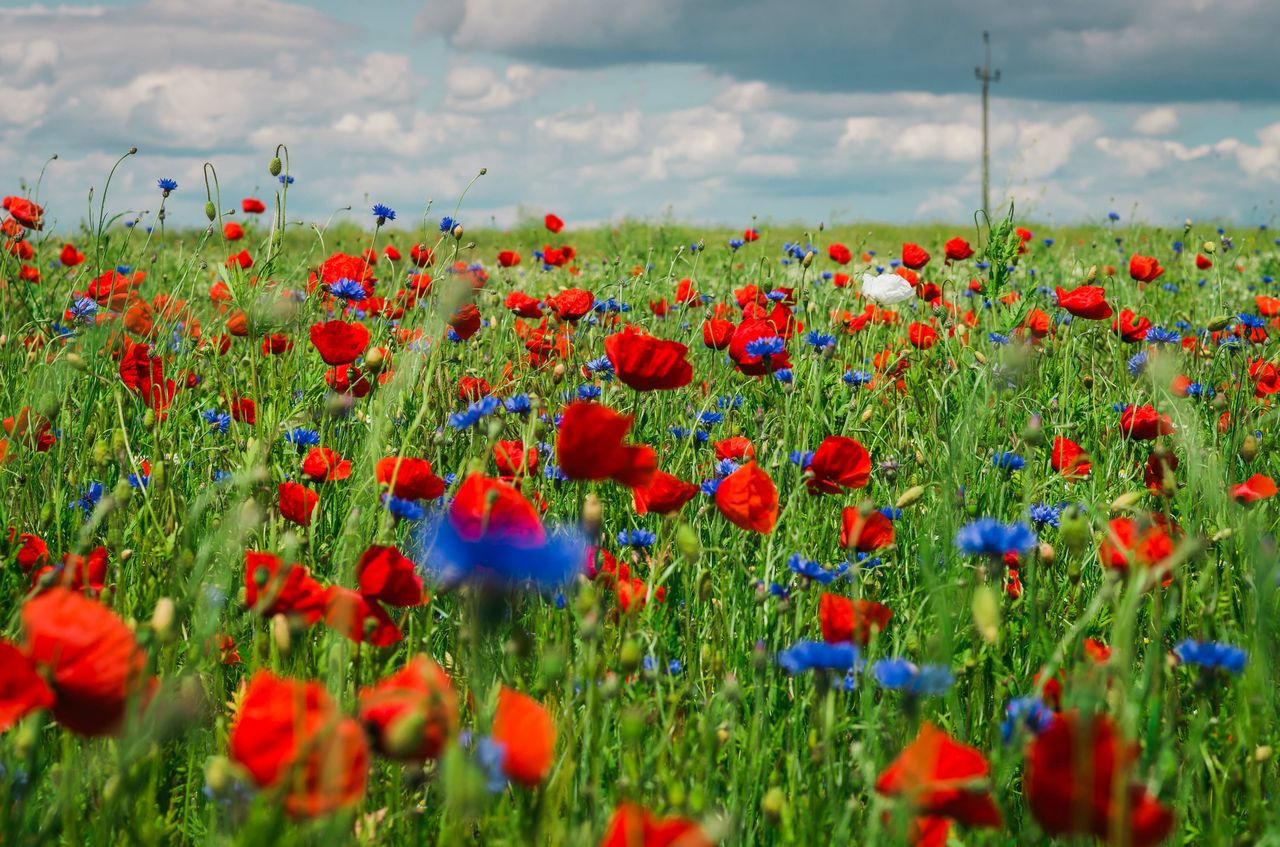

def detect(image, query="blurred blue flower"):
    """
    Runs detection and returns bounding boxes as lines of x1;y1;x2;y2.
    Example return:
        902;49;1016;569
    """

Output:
778;641;860;674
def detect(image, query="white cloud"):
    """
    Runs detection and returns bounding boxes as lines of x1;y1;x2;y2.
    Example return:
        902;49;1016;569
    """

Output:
1132;106;1179;135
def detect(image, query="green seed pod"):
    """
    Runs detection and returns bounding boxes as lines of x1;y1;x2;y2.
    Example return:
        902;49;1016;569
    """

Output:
111;428;127;454
620;707;646;743
675;523;701;563
142;408;157;430
204;200;216;221
1241;434;1260;462
269;157;283;177
1059;505;1091;554
620;639;643;674
895;485;926;509
67;352;88;372
1207;314;1233;332
92;438;111;466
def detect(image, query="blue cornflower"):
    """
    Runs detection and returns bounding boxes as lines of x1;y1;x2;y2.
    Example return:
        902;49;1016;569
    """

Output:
371;203;396;223
1001;697;1054;743
955;519;1035;557
1184;382;1209;398
787;553;849;584
774;368;793;384
75;482;104;518
128;467;150;489
717;395;743;410
157;178;178;194
697;411;724;427
412;513;585;590
583;355;614;374
1238;313;1266;329
1108;211;1121;221
1042;238;1054;247
439;215;458;233
1127;351;1148;377
70;297;98;323
806;331;837;350
700;479;722;497
284;427;320;447
714;458;740;478
992;452;1025;471
278;174;295;185
728;238;744;250
669;426;691;440
504;395;532;415
988;332;1010;345
871;659;954;695
789;450;815;467
617;528;657;549
446;395;501;429
577;384;602;400
1174;640;1246;675
475;737;509;793
777;641;860;675
844;370;873;387
202;410;232;434
328;277;367;301
1144;327;1181;344
745;336;786;358
382;494;426;522
1028;502;1066;528
543;463;568;483
879;507;902;521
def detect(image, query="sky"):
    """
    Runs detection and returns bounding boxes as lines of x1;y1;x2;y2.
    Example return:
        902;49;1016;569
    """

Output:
3;0;1280;231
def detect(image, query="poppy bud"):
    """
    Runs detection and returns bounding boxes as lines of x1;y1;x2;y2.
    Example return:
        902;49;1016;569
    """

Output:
1240;434;1259;462
92;438;111;466
1022;415;1045;446
581;493;603;540
143;409;157;430
1059;506;1091;553
801;251;814;268
204;201;216;221
67;352;87;371
1109;491;1144;513
363;347;385;372
1207;314;1233;331
599;673;620;700
1257;746;1274;762
269;157;282;176
762;787;786;824
859;408;873;423
675;523;701;563
204;756;236;796
271;613;291;655
1211;527;1233;544
895;485;926;509
552;362;567;383
972;584;999;645
620;639;643;673
452;224;464;240
1038;542;1055;563
150;461;167;493
151;597;176;642
1083;265;1098;283
1202;240;1217;255
620;706;646;743
112;480;132;504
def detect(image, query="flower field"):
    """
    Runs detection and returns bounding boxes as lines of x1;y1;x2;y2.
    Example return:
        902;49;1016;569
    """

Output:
1;163;1279;846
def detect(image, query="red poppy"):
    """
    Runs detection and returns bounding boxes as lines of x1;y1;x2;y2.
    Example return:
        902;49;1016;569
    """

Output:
34;545;109;593
301;447;351;482
227;249;253;269
323;587;402;646
118;341;177;414
498;250;522;268
449;303;482;340
1026;712;1173;847
494;440;538;478
1231;473;1277;504
229;671;369;817
229;396;256;424
828;243;852;264
59;243;85;267
375;456;445;501
223;221;244;241
1099;515;1178;577
901;242;931;270
1143;450;1178;495
547;288;594;322
806;435;871;495
244;551;328;624
819;593;892;646
556;401;656;488
714;461;778;534
674;277;700;305
492;687;555;786
13;531;50;571
944;238;974;261
89;268;143;309
3;407;55;451
359;656;458;761
545;213;565;233
714;436;755;461
605;326;694;391
1128;255;1164;283
278;482;318;526
633;470;699;515
599;803;711;847
0;640;55;732
458;375;491;400
3;195;43;229
875;722;1002;830
356;544;425;607
1119;405;1173;440
1194;253;1212;270
310;320;370;366
241;197;266;214
449;473;546;546
907;321;939;349
1055;285;1113;320
839;508;895;552
1112;309;1152;343
728;319;791;376
702;319;735;349
22;588;151;737
1051;436;1092;479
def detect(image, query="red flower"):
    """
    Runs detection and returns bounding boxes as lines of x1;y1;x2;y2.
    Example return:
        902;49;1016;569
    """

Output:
310;320;370;366
226;249;253;269
458;375;491;400
323;587;402;646
1026;712;1173;847
556;401;656;488
449;303;482;339
839;508;895;552
715;436;755;461
599;803;711;847
0;640;54;732
356;545;425;607
605;326;694;391
907;321;939;349
59;243;85;267
714;461;778;534
22;588;151;737
1055;285;1113;320
409;243;435;267
545;213;565;233
875;722;1002;831
278;481;319;526
301;447;351;482
901;242;931;270
13;531;50;571
1051;436;1092;479
1231;473;1277;504
742;228;759;242
818;593;892;646
828;243;852;264
3;407;55;451
223;221;244;241
547;288;594;322
1128;255;1164;283
359;656;458;761
376;456;445;501
3;195;43;229
1099;515;1178;577
34;546;109;593
1143;450;1178;495
806;435;871;495
1195;253;1212;269
1119;405;1173;440
229;671;369;817
494;439;538;478
449;473;546;546
1112;309;1153;343
241;197;266;214
244;551;328;624
633;470;699;515
702;318;735;349
944;237;974;261
728;319;792;375
492;687;556;787
118;341;177;414
674;277;699;305
498;250;521;268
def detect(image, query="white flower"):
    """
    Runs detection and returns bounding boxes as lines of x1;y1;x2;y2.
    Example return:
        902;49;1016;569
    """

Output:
861;272;915;304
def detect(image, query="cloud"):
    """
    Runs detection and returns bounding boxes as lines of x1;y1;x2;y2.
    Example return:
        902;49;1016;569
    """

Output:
1132;106;1179;135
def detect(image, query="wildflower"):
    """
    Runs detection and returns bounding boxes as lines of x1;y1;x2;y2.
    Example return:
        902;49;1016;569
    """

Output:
871;659;954;695
714;462;778;534
806;330;837;350
69;297;98;323
371;203;396;224
156;178;178;196
358;656;457;762
278;174;295;185
1001;696;1053;743
1028;502;1066;528
992;452;1025;471
744;335;786;359
616;528;656;549
556;401;655;488
1173;640;1246;674
988;332;1010;345
439;216;458;233
600;804;709;847
446;396;502;430
844;369;874;387
328;277;367;301
818;593;891;645
805;435;871;495
861;272;915;304
777;641;860;674
1144;326;1181;344
954;519;1035;557
284;427;321;447
876;723;1002;836
503;394;532;415
787;553;849;585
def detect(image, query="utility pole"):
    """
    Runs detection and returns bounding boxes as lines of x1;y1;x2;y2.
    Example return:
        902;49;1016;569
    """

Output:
974;31;1000;215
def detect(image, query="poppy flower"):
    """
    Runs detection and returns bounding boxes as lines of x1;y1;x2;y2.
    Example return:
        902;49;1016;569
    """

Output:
244;551;328;624
556;401;656;488
34;546;109;593
118;342;177;414
1026;712;1173;847
408;243;435;267
702;319;735;349
633;470;699;515
1231;473;1277;504
323;587;402;646
498;250;522;268
3;195;43;229
819;593;892;646
301;447;351;482
605;326;694;391
3;407;55;451
1112;310;1152;343
356;544;425;607
310;320;370;366
714;436;755;461
447;473;547;547
491;687;556;787
862;272;916;305
547;288;594;322
494;440;537;478
828;243;852;264
223;221;244;241
241;197;266;214
89;268;143;309
1119;405;1173;440
359;656;458;761
278;482;318;526
22;588;151;737
229;671;369;817
1099;515;1178;577
674;277;700;305
1143;450;1178;495
376;456;446;501
805;435;872;494
907;321;939;349
1051;436;1092;479
1055;285;1113;320
944;238;974;261
545;213;564;233
1128;255;1164;283
449;303;482;340
599;803;711;847
714;461;778;534
12;531;50;571
840;508;895;552
728;319;792;376
875;722;1002;831
0;640;55;731
901;242;931;270
59;243;85;267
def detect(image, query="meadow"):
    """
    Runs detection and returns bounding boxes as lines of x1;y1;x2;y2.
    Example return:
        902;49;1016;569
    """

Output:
1;155;1278;846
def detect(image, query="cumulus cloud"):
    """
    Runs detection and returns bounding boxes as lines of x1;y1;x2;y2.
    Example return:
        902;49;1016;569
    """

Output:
1132;107;1179;135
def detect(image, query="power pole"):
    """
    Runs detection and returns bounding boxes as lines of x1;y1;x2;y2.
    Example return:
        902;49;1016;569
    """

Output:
974;31;1000;215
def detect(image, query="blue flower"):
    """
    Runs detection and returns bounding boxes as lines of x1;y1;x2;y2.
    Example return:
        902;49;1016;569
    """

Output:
774;368;793;384
284;427;320;447
1174;640;1246;675
745;336;786;358
789;450;815;467
202;409;232;434
617;528;657;549
700;479;722;497
1238;313;1266;329
1028;502;1066;528
1127;351;1148;377
787;553;848;584
878;507;902;521
806;331;837;350
844;369;873;387
728;238;744;250
412;513;585;590
70;297;98;323
439;215;458;233
583;356;614;374
278;174;295;185
992;452;1025;471
328;277;367;301
955;519;1035;557
475;737;509;793
1001;697;1053;743
988;332;1010;345
1108;211;1121;221
371;203;396;222
504;395;532;415
576;384;601;400
382;494;426;522
74;482;104;518
1144;326;1181;344
714;458;740;478
157;178;178;194
697;411;724;427
777;641;860;675
669;426;691;440
870;659;954;695
446;396;502;429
